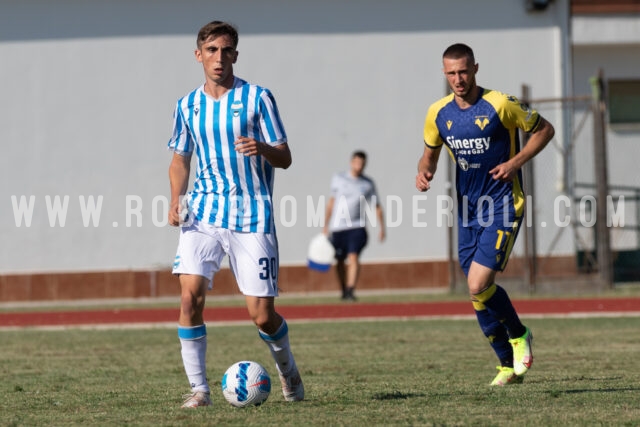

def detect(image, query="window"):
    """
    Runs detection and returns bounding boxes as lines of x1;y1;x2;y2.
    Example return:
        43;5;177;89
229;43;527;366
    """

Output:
608;79;640;125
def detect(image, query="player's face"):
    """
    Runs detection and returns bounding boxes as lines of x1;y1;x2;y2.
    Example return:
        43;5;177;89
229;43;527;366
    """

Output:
443;56;478;99
195;35;238;86
350;156;366;177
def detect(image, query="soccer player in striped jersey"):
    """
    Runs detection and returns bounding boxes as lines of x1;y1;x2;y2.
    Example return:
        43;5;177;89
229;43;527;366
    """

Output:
416;43;555;386
167;21;303;408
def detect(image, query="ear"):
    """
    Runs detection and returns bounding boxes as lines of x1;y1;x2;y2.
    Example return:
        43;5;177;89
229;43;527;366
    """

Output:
195;49;203;64
474;62;479;74
233;50;239;64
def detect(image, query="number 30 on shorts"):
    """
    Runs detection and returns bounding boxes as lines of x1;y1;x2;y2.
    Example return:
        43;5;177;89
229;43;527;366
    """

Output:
258;257;277;280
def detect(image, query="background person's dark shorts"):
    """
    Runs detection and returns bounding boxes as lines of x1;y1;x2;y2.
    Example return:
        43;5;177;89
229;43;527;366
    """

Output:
330;227;368;260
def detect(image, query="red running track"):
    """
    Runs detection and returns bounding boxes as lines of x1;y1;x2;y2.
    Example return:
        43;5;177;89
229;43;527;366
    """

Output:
1;298;640;328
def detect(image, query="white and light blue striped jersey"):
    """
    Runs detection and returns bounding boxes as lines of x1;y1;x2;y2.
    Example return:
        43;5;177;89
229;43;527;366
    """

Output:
168;77;287;233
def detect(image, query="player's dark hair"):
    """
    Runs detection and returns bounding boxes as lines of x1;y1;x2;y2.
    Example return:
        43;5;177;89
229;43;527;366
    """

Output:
443;43;475;63
197;21;239;48
352;150;367;161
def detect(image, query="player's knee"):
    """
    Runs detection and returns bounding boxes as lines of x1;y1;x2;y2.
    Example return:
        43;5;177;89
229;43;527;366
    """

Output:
470;283;497;303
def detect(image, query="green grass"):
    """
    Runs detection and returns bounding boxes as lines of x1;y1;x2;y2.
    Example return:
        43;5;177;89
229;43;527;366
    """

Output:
1;317;640;426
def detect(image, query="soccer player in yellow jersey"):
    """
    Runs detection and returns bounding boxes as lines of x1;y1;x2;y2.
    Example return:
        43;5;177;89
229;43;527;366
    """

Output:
416;43;555;385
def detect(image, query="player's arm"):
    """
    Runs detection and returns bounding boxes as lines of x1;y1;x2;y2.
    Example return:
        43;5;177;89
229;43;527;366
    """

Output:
418;103;444;191
323;196;335;235
376;203;386;242
489;117;555;182
168;152;191;226
234;138;292;169
416;145;441;192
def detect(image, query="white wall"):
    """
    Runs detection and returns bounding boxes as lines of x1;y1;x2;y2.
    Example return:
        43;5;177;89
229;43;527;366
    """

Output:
0;0;568;273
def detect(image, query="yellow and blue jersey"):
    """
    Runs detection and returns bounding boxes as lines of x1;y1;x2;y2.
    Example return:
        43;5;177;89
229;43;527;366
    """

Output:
423;88;540;225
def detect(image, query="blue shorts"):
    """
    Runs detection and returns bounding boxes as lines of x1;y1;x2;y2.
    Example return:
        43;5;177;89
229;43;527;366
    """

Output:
458;216;522;276
330;228;368;260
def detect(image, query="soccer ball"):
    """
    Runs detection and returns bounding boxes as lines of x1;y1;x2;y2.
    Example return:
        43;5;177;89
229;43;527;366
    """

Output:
221;361;271;407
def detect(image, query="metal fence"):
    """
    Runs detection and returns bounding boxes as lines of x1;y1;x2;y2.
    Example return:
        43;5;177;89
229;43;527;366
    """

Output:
521;77;640;291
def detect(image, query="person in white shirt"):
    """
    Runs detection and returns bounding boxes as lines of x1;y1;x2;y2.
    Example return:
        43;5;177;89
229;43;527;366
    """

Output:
323;151;385;301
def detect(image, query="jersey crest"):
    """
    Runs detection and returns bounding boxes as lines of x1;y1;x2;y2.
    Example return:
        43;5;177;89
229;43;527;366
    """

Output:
474;116;489;130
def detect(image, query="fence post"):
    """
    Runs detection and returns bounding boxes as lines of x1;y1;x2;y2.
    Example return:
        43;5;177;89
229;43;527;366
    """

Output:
590;69;614;289
521;84;537;294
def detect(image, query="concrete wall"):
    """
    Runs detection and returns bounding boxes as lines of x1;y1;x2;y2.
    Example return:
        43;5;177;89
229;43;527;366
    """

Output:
0;0;569;275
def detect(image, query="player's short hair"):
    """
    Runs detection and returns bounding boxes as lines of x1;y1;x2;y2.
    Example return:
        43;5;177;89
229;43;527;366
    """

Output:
443;43;475;63
197;21;239;49
352;150;367;161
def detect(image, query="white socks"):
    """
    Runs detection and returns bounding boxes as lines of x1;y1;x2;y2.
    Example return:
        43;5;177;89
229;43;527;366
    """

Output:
259;319;296;376
179;320;296;393
178;324;209;393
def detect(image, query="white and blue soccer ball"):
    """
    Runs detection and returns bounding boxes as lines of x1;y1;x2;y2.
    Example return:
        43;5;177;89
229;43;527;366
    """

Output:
221;361;271;407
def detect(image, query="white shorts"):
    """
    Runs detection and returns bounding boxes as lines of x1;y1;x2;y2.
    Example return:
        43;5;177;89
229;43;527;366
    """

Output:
172;219;279;297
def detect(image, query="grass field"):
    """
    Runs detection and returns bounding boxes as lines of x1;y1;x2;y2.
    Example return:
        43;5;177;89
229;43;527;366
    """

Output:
1;316;639;426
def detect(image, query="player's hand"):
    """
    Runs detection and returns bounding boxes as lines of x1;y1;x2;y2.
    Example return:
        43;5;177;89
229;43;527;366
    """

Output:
416;171;433;192
489;162;517;182
168;197;191;227
168;200;181;226
234;136;263;157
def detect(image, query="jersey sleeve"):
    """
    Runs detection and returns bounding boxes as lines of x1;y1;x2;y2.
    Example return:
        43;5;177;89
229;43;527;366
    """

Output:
329;174;340;197
167;101;193;156
258;89;288;145
497;92;541;133
368;179;380;206
423;103;444;149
